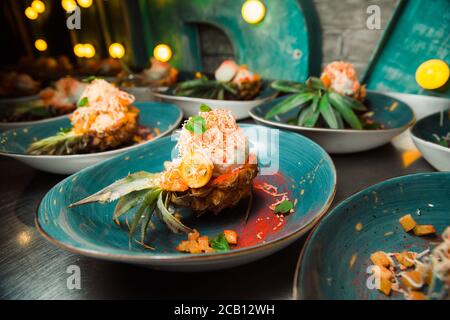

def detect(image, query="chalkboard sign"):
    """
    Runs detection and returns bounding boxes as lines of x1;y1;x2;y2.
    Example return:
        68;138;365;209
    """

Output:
363;0;449;98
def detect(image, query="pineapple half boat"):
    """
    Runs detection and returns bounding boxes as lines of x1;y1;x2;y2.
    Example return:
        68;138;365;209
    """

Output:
27;79;139;155
70;106;258;240
174;60;262;101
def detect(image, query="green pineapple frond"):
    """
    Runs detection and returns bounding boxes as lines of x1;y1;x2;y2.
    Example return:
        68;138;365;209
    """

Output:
26;130;86;155
267;77;370;130
174;77;239;100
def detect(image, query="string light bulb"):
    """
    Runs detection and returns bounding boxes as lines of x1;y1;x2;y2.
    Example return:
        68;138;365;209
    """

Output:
31;0;46;14
153;44;173;62
109;43;125;59
34;39;48;52
74;43;96;58
25;7;39;20
77;0;93;8
62;0;77;12
241;0;266;24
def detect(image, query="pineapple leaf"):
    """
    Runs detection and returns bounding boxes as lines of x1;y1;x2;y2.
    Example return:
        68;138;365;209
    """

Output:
265;92;315;119
297;104;314;126
221;83;238;95
129;188;161;240
270;80;308;93
302;97;321;128
329;91;367;111
156;192;192;234
318;93;339;129
113;189;149;219
26;131;82;155
140;202;157;242
69;172;161;208
306;77;325;91
329;92;363;130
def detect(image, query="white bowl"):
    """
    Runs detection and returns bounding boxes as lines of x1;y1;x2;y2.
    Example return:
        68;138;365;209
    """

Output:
152;86;277;120
410;110;450;171
250;91;416;154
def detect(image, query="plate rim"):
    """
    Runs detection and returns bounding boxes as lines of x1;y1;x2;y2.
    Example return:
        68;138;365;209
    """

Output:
249;90;416;134
410;110;450;154
35;125;337;264
0;101;183;159
292;171;450;300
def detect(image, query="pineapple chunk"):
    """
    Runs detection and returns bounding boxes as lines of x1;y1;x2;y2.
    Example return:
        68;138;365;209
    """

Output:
399;214;416;232
413;225;436;236
408;291;428;300
223;230;238;245
177;230;214;254
401;270;423;289
379;278;392;296
394;251;415;268
370;251;391;267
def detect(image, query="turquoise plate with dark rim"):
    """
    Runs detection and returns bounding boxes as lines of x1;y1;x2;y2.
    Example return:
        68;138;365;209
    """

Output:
294;172;450;299
36;124;336;271
0;101;183;174
250;90;415;154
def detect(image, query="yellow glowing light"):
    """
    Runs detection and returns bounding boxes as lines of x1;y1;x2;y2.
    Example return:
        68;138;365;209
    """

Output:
74;43;96;58
153;44;172;62
109;43;125;59
83;43;96;58
34;39;48;52
18;231;32;246
77;0;93;8
241;0;266;24
31;0;46;14
62;0;77;12
25;7;39;20
416;59;449;90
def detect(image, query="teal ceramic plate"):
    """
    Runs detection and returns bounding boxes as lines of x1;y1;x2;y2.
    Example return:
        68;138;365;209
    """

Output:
152;81;277;120
36;124;336;271
410;110;450;171
294;172;450;299
0;102;183;174
250;90;415;154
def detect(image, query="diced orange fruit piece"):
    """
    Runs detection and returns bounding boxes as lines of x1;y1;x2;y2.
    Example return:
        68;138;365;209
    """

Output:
224;230;238;245
176;230;214;254
401;270;423;289
408;291;428;300
399;214;416;232
379;278;392;296
370;251;391;267
413;225;436;236
394;251;415;268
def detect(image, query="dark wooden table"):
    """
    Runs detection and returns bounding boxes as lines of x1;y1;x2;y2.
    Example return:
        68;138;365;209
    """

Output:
0;132;434;299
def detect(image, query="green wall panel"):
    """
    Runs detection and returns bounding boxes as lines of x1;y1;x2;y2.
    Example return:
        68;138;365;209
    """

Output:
363;0;450;97
140;0;321;81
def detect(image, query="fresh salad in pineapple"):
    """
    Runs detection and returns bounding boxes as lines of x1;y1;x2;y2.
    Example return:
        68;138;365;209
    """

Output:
69;106;260;253
117;58;179;88
1;76;86;123
27;79;155;155
174;60;262;101
266;61;382;130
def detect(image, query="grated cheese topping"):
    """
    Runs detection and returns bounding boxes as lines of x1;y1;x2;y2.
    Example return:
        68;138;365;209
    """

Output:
177;109;248;169
70;79;135;134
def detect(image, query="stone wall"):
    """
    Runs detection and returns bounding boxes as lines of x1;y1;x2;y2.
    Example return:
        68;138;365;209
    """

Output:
313;0;398;74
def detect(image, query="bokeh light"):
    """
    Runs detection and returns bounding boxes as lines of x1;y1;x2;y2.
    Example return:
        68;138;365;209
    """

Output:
62;0;77;12
241;0;266;24
153;44;173;62
31;0;46;14
77;0;93;8
109;43;125;59
74;43;96;58
25;7;39;20
34;39;48;52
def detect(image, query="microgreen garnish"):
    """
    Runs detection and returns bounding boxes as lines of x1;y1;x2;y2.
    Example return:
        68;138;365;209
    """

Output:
199;104;212;112
77;97;89;107
59;127;72;134
274;200;294;214
82;76;97;83
210;233;230;252
185;115;207;134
